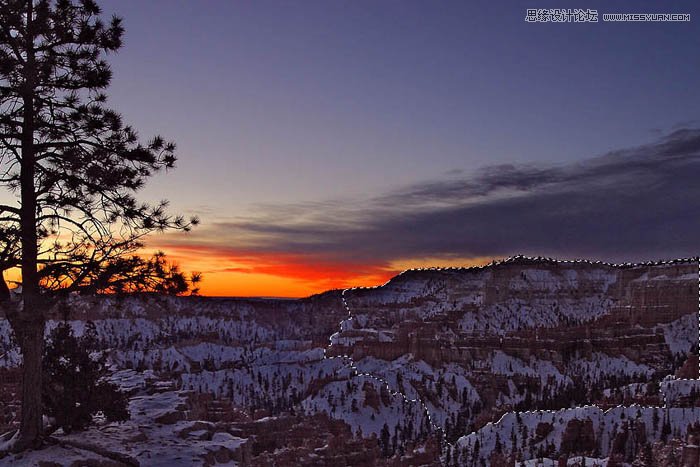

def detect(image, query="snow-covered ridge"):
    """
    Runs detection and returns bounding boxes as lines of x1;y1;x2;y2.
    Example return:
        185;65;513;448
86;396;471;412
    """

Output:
326;255;698;460
453;404;700;464
0;255;695;465
337;256;697;337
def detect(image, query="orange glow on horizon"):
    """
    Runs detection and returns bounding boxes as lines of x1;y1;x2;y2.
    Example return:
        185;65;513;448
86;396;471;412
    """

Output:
145;241;499;298
1;242;499;298
143;243;398;297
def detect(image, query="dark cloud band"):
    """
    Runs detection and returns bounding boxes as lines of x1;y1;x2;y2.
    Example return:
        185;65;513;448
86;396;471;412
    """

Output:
168;127;700;265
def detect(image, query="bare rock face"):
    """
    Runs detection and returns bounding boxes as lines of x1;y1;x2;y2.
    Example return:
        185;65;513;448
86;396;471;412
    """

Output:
0;368;20;435
0;256;696;466
362;381;380;412
488;451;516;467
336;259;698;370
154;409;186;425
681;424;700;467
328;258;698;437
232;413;387;466
677;356;700;379
177;420;216;440
638;438;695;467
681;444;700;467
534;421;554;443
560;418;595;455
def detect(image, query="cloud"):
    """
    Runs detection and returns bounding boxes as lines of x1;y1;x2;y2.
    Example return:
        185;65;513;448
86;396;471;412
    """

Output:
159;127;700;282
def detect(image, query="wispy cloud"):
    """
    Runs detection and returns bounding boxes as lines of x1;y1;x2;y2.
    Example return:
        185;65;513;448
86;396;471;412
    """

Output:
156;127;700;286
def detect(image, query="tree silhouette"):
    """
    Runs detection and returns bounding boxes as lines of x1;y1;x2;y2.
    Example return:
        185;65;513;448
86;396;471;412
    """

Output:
379;422;391;457
43;321;129;434
0;0;197;450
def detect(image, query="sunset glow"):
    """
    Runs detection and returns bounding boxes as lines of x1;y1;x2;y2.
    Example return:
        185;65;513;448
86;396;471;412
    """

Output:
43;0;700;298
143;241;497;297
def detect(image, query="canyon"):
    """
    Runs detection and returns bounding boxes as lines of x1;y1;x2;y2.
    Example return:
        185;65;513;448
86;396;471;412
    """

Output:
0;256;697;466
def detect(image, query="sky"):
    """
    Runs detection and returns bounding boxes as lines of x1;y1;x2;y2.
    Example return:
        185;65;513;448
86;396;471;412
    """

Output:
92;0;700;297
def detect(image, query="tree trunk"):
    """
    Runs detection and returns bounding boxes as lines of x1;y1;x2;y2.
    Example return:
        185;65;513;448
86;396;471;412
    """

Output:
14;316;44;451
12;0;43;451
0;276;9;301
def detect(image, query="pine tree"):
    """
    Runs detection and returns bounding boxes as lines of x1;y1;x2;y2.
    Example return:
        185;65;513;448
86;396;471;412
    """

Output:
660;417;671;442
380;422;391;457
42;321;129;433
652;408;660;432
0;0;196;450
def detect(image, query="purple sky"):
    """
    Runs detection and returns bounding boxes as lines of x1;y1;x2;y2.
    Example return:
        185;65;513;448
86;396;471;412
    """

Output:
94;0;700;294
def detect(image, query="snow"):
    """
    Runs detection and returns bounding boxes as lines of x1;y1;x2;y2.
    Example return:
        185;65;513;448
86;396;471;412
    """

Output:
518;457;608;466
567;353;653;382
660;377;700;404
3;390;248;466
0;259;695;463
491;350;570;386
455;405;700;462
300;373;429;438
660;312;698;355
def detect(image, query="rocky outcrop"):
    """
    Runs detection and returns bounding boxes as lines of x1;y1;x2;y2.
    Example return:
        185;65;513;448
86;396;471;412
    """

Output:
681;423;700;467
560;418;595;455
335;259;698;368
0;256;695;466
